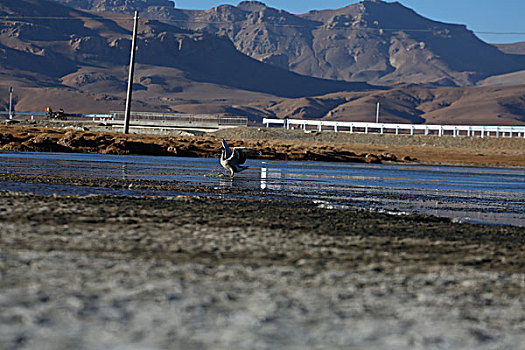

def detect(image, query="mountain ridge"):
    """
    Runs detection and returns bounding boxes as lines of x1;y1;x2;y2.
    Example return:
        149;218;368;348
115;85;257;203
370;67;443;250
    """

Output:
0;0;374;120
1;0;524;125
49;0;525;87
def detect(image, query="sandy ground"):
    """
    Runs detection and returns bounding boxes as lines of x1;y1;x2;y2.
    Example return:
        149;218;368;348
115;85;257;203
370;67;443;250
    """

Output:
2;121;524;166
0;186;524;349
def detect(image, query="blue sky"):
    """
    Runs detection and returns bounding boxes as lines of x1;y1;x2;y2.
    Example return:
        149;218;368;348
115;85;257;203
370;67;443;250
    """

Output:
171;0;525;43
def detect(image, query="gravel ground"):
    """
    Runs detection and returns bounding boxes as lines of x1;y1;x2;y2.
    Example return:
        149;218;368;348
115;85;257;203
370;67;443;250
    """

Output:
212;127;525;167
212;126;525;150
1;190;524;349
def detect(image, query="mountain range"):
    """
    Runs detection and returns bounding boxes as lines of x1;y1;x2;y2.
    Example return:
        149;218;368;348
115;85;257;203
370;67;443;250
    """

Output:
1;0;524;125
48;0;525;87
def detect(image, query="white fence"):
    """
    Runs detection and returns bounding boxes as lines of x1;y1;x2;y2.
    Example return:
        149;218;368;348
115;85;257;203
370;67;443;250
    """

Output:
1;111;116;120
109;112;248;130
263;118;525;138
111;112;248;126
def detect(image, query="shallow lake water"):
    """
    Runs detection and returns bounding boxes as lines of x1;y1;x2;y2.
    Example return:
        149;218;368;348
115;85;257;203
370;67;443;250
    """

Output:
0;152;524;226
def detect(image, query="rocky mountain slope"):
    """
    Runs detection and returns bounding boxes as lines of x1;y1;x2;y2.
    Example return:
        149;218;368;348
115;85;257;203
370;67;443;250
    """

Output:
48;0;181;18
0;0;372;115
257;84;525;125
494;42;525;55
1;0;524;125
50;0;525;87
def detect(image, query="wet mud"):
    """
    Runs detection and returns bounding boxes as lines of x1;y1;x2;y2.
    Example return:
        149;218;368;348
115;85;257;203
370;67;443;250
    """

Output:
1;184;524;348
1;190;524;272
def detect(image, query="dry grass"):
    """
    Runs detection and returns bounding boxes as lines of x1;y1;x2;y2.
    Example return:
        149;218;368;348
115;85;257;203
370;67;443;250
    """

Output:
213;127;525;167
213;127;524;149
2;122;523;167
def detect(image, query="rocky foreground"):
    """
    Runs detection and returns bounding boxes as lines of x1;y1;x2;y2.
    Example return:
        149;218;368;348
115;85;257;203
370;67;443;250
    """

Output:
0;186;524;349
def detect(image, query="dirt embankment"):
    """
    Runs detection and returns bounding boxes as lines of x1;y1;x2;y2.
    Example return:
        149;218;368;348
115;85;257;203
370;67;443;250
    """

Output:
2;123;524;166
0;124;409;164
213;127;525;167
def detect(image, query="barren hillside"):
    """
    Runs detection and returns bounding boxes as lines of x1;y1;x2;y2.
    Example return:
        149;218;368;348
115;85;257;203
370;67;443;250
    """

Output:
1;0;524;125
50;0;525;87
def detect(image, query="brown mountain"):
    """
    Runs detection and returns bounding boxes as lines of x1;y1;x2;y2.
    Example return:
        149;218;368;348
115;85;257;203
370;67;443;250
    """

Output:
257;85;525;125
48;0;194;26
50;0;525;87
494;42;525;55
1;0;524;126
0;0;373;117
181;1;525;86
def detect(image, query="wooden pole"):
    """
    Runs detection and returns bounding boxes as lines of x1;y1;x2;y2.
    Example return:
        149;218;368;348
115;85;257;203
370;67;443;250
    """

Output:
8;86;13;120
124;11;139;134
375;100;380;123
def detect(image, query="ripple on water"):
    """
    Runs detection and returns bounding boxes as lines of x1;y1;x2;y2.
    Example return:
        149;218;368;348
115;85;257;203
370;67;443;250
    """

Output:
0;152;523;226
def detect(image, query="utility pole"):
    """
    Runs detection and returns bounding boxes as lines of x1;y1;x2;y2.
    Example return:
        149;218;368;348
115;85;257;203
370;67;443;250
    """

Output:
124;11;139;134
8;86;13;120
375;97;381;124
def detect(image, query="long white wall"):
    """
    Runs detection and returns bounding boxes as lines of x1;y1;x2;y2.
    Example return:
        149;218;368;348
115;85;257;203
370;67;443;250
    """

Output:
263;118;525;138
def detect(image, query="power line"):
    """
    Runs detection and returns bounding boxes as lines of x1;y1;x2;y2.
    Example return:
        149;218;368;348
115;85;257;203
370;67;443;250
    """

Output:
0;16;131;20
475;31;525;35
0;15;524;36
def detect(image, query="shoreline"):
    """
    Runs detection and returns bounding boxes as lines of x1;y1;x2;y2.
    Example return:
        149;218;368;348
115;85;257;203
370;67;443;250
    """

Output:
2;123;524;167
1;169;523;228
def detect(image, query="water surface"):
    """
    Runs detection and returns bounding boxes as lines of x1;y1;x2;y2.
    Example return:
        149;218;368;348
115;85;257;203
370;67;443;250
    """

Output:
1;152;523;226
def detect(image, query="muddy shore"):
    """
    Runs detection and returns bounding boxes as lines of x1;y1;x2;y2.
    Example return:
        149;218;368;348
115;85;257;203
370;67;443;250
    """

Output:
0;124;402;164
2;121;524;166
1;183;524;348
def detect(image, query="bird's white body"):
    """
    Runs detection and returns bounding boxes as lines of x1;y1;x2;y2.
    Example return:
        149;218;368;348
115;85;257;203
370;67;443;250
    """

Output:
220;139;253;177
